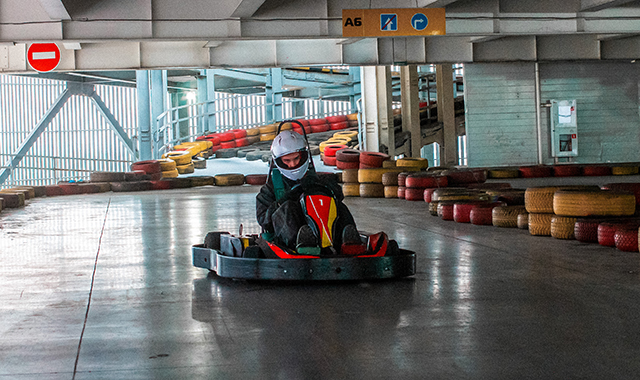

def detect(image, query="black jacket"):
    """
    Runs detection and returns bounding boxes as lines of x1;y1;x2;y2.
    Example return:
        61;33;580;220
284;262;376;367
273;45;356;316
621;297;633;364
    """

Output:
256;170;344;233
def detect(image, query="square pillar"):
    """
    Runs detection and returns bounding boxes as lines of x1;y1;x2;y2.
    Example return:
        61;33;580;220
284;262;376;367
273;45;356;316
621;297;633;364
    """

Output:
436;64;457;166
401;65;421;157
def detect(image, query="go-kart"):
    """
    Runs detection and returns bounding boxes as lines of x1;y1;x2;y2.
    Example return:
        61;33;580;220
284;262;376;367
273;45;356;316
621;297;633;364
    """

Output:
191;120;416;281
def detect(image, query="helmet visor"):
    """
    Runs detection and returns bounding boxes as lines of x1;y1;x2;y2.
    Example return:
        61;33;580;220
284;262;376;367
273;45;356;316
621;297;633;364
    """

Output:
275;150;309;170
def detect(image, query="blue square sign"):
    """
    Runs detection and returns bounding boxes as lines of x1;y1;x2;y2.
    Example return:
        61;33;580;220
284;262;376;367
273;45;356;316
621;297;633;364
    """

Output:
380;13;397;31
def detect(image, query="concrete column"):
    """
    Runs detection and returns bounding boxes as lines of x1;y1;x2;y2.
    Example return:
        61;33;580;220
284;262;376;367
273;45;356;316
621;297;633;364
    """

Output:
436;64;457;166
135;70;152;160
401;65;421;157
361;66;394;154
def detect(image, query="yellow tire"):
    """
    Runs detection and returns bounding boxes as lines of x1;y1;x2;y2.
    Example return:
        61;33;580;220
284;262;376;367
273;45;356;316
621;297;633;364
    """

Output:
259;124;277;134
158;158;177;171
396;157;429;170
214;173;245;186
524;186;599;214
553;190;636;217
346;113;358;121
384;185;399;198
492;206;527;228
162;169;179;178
488;169;520;179
164;151;192;166
342;183;360;197
382;160;397;168
358;168;402;184
333;130;358;141
612;166;639;175
381;172;399;186
176;162;195;174
529;213;553;236
517;213;529;229
8;187;35;199
550;215;577;239
341;169;359;183
246;127;260;136
359;183;385;198
260;133;276;141
190;176;215;187
280;122;292;130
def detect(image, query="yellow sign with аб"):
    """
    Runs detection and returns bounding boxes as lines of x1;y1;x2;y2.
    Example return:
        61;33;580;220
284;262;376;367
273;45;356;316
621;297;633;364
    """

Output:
342;8;445;38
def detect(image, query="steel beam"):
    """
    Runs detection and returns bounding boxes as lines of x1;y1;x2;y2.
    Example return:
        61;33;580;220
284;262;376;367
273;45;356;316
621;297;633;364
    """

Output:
0;88;72;187
90;89;137;159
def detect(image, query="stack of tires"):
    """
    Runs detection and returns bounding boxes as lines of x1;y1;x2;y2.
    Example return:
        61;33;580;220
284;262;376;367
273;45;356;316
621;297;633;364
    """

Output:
403;172;447;201
322;144;347;166
246;127;261;144
196;134;221;155
131;160;163;180
259;124;277;141
358;167;403;198
163;149;194;174
325;115;349;131
341;169;360;197
308;118;330;133
346;113;358;127
293;119;311;135
336;149;360;170
158;159;179;178
230;129;249;147
429;188;491;220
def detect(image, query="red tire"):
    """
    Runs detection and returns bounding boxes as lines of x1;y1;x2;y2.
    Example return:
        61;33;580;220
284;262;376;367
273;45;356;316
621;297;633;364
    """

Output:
310;124;330;133
602;183;640;205
295;119;310;127
470;206;494;225
439;203;454;221
405;187;425;201
235;137;249;147
58;182;81;195
45;185;65;196
519;165;552;178
615;226;639;252
360;151;390;167
454;202;485;223
324;145;348;157
444;169;487;185
231;129;247;139
405;174;447;189
217;132;235;142
424;188;437;203
131;160;161;174
553;165;581;177
336;160;359;170
398;172;410;187
398;186;406;199
151;180;174;190
308;118;327;126
323;155;337;166
574;218;603;243
220;140;236;149
326;115;348;124
211;144;221;153
330;121;349;130
204;135;220;145
583;165;612;176
598;222;623;247
245;174;268;185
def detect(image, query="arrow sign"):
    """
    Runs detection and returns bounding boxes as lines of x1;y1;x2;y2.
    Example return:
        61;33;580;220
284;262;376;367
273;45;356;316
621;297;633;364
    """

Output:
411;13;428;31
27;43;61;72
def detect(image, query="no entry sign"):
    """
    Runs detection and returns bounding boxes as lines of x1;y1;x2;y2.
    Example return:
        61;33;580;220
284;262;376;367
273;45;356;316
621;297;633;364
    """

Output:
27;43;61;72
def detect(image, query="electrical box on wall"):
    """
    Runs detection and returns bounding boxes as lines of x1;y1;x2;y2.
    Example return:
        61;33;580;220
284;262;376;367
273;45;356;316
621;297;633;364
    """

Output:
550;99;578;157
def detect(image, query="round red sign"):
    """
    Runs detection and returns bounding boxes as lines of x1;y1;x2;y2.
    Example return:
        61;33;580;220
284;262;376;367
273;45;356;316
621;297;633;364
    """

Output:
27;43;61;72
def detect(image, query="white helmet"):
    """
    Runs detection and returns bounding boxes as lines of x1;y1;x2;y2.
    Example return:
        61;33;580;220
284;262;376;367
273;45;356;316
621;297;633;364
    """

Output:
271;130;310;181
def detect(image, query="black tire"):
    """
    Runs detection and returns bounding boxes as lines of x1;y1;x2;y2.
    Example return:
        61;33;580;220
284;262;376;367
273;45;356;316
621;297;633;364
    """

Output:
237;148;260;158
246;150;266;161
91;171;125;182
261;153;272;163
216;148;239;158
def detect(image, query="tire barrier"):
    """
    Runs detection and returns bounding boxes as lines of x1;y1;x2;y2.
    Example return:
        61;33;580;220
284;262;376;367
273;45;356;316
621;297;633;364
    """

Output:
342;183;360;197
237;148;259;158
131;160;161;175
488;169;520;179
164;151;192;166
529;213;553;236
486;189;526;206
492;205;527;228
336;148;360;162
216;148;239;158
553;190;636;217
454;202;487;223
192;157;207;169
158;159;177;172
396;157;429;170
214;174;245;186
517;213;529;229
381;172;399;186
405;187;427;201
308;118;327;126
601;183;640;205
91;171;126;182
553;165;581;177
235;137;249;147
259;124;277;134
359;183;385;198
550;216;577;239
310;124;330;133
598;222;626;247
217;131;236;142
432;188;489;203
582;165;612;176
245;150;266;161
1;188;34;200
124;171;151;182
260;133;276;141
57;182;82;195
428;200;440;216
176;162;195;174
358;168;402;184
382;160;397;168
246;135;261;145
245;174;268;186
333;130;358;141
167;177;193;189
398;186;406;199
45;185;65;196
424;188;437;203
326;115;348;124
442;169;487;185
322;155;337;166
614;226;639;252
612;166;639;175
470;206;494;225
524;186;599;214
330;121;349;130
519;165;553;178
189;176;215;187
467;182;512;190
162;169;179;178
324;144;348;157
150;180;174;191
574;218;606;243
111;181;153;192
0;192;25;208
438;202;455;221
384;185;398;198
360;152;390;168
397;172;409;187
246;127;260;136
341;169;359;183
405;173;448;189
220;140;237;149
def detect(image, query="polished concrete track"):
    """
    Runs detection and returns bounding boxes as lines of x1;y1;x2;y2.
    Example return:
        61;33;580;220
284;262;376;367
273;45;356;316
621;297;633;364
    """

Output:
2;185;640;379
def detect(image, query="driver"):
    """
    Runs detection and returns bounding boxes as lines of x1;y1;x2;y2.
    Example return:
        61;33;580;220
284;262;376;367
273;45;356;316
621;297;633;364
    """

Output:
256;129;362;253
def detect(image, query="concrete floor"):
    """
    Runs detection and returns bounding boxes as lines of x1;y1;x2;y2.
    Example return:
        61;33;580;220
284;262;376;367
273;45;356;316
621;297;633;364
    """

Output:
2;182;640;379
